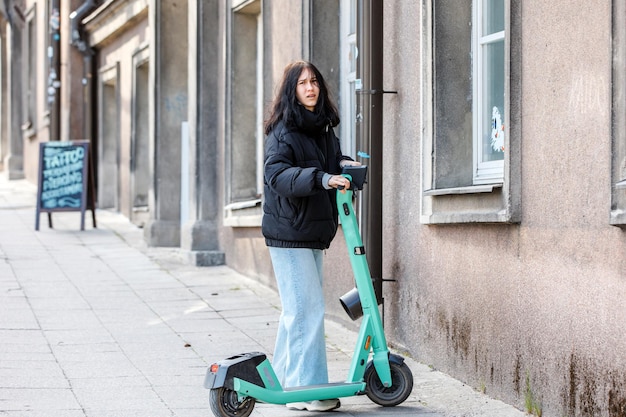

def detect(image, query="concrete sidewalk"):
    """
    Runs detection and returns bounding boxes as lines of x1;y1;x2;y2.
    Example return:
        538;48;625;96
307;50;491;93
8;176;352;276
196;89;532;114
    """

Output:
0;174;527;417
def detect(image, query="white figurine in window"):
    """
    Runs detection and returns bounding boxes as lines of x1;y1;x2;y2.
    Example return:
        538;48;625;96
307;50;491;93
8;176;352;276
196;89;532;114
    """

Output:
491;106;505;152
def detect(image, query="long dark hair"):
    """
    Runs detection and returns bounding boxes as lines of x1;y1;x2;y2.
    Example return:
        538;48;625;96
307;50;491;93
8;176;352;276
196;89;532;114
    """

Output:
264;61;340;135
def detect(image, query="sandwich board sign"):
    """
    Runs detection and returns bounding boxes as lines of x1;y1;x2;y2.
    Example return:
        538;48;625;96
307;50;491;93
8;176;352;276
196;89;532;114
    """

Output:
35;140;96;231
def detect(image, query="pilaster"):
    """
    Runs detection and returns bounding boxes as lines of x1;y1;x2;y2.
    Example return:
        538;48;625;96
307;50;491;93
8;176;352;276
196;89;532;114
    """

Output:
145;0;188;247
180;0;224;265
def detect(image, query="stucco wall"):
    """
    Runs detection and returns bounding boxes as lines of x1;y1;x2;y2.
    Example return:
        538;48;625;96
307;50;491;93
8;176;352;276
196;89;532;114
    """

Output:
382;1;626;416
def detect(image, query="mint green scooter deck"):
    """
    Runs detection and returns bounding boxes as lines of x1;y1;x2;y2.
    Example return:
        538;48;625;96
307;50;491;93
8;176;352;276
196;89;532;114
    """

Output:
232;177;391;404
234;369;365;403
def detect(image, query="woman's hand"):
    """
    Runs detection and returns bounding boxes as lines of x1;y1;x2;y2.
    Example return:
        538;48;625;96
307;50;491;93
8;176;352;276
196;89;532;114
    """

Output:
328;175;351;190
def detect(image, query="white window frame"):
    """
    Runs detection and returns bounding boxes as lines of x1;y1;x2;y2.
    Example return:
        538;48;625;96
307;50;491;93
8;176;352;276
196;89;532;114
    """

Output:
255;12;264;196
472;0;505;184
340;0;357;157
611;0;626;227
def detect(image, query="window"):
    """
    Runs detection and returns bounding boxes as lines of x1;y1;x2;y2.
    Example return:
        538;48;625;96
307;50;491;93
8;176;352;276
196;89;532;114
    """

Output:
340;0;357;157
98;63;121;210
23;6;37;136
420;0;520;224
473;0;505;184
131;45;150;226
224;0;263;226
611;0;626;227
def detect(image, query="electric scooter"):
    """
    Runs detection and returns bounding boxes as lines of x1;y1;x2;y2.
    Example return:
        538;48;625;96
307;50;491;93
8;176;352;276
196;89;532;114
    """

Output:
204;165;413;417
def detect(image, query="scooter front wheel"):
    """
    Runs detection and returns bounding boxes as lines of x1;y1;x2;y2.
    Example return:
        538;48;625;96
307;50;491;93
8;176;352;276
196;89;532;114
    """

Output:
364;359;414;406
209;387;255;417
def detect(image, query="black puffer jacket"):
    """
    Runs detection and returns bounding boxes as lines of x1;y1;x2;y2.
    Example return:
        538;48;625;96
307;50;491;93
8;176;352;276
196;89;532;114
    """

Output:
262;120;350;249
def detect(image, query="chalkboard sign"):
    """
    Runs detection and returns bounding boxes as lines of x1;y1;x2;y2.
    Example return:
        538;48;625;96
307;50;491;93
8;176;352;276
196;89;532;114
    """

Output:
35;140;96;231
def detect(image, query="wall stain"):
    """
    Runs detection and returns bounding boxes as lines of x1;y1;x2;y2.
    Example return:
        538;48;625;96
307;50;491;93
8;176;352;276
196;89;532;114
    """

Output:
426;322;626;416
450;314;471;359
568;353;577;413
513;353;521;395
473;346;479;371
436;308;449;339
424;317;626;417
609;376;626;417
562;352;626;417
435;309;471;360
567;352;600;416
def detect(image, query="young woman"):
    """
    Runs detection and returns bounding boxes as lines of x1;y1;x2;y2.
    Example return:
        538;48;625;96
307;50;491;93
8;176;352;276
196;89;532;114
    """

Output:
262;61;360;412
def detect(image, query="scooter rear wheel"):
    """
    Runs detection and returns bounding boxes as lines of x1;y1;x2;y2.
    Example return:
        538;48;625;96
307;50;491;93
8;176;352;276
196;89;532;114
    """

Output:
364;360;414;406
209;387;255;417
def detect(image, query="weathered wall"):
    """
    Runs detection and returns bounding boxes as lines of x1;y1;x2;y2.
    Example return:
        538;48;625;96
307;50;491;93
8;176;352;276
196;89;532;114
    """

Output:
382;1;626;416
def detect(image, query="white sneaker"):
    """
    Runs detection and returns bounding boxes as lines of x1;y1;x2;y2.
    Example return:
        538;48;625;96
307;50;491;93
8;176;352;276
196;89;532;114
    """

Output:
286;399;341;411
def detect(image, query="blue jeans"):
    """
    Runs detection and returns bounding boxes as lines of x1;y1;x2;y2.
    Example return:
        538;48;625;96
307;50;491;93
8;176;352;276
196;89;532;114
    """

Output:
268;247;329;388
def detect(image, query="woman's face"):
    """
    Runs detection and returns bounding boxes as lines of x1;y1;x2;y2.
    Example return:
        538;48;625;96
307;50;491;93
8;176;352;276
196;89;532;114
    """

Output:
295;68;319;112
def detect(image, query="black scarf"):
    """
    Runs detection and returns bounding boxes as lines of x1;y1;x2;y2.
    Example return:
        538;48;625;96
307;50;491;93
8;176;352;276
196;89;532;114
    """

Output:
294;105;328;136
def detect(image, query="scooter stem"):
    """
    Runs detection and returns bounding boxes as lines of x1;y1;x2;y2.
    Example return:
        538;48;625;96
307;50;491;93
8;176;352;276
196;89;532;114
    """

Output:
337;178;392;387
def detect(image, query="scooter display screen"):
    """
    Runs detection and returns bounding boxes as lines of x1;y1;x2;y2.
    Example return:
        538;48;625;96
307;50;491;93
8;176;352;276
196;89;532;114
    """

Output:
341;165;368;190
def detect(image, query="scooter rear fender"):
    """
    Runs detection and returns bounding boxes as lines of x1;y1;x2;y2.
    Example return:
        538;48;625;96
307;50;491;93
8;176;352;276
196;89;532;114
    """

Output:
204;352;267;390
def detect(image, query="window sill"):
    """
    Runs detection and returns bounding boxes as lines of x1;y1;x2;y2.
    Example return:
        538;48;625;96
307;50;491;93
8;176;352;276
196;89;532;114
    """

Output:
610;209;626;228
420;182;518;224
223;198;262;227
611;181;626;227
423;183;503;196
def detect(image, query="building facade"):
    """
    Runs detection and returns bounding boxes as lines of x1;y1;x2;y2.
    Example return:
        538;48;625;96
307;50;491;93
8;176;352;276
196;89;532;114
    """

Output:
1;1;625;416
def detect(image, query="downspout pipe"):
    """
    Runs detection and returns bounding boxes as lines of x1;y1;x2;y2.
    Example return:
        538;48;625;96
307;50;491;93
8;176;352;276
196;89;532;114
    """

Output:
0;0;13;26
356;0;385;309
70;0;96;55
70;0;97;141
49;0;61;141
